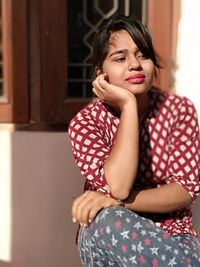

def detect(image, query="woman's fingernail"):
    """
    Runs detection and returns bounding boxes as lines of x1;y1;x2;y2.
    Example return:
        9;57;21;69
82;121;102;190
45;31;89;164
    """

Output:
88;219;92;223
80;223;87;228
72;218;77;223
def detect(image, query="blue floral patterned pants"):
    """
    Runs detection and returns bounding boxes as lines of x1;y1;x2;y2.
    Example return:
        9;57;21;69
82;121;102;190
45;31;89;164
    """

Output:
78;206;200;267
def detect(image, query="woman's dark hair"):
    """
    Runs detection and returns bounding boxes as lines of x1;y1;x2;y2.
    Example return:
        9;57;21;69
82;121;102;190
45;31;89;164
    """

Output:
92;16;162;77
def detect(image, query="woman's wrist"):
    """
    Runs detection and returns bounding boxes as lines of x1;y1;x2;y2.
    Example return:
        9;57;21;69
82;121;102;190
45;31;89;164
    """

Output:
117;200;126;208
120;96;137;112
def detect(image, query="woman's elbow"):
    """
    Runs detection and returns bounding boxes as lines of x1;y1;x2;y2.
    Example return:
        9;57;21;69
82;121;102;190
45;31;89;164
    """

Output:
110;186;130;200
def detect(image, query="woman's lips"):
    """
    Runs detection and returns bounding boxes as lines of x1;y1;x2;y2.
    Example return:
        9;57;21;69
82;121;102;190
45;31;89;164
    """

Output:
125;74;145;84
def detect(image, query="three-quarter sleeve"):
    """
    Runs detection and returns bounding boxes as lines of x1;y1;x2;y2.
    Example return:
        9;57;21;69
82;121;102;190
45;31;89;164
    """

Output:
68;106;113;195
166;97;200;201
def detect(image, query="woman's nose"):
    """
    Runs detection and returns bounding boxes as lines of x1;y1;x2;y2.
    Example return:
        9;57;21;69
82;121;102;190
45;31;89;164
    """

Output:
128;56;142;70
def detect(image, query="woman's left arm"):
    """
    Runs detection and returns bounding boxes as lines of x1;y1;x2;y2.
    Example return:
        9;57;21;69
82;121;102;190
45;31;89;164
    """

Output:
72;97;200;225
125;183;192;213
126;97;200;213
71;181;191;226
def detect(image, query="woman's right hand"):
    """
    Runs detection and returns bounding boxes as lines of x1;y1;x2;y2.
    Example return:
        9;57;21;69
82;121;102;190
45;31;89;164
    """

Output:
92;73;136;112
92;73;139;200
72;190;121;227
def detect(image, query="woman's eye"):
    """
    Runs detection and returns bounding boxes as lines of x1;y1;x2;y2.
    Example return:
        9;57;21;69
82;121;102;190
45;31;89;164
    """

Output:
115;57;126;62
137;53;146;59
137;54;143;59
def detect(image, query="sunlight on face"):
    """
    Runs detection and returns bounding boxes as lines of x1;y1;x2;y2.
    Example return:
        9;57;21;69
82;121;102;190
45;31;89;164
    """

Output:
102;30;155;96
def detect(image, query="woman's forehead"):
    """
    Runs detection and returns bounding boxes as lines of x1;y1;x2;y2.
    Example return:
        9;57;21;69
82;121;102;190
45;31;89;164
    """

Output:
109;30;129;42
108;30;137;51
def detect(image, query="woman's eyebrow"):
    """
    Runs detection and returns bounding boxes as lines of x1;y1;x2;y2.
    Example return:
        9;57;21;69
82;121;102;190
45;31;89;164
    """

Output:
108;49;128;58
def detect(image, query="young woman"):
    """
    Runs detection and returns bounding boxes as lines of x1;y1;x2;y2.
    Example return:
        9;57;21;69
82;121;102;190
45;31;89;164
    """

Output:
68;17;200;266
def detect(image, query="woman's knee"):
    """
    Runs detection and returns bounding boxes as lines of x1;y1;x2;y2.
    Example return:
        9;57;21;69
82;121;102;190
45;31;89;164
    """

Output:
91;206;155;238
92;206;140;233
94;206;127;225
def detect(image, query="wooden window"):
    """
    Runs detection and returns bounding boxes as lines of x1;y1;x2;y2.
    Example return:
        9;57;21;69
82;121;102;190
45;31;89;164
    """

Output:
38;0;173;126
38;0;147;125
0;0;28;123
0;0;175;127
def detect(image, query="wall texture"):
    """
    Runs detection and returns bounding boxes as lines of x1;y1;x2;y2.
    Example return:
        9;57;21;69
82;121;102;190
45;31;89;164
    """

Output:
0;131;200;267
0;132;83;267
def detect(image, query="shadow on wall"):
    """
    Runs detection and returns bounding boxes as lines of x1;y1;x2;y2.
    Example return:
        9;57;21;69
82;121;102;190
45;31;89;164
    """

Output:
0;132;83;267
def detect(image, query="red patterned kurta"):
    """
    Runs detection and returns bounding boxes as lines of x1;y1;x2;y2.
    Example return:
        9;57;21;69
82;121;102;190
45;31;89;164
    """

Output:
68;89;200;237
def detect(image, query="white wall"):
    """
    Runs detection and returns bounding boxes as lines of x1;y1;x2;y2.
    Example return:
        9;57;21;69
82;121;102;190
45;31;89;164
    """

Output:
174;0;200;236
175;0;200;118
0;131;83;267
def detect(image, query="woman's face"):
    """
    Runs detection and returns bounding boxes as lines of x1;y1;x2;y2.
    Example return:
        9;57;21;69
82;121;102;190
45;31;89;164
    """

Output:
100;30;155;96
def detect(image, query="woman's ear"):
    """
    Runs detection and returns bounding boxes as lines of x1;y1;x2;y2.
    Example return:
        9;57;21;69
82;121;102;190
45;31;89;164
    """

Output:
95;66;101;76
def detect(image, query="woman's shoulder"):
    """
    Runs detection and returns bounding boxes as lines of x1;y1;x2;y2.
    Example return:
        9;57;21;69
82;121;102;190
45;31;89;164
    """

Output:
151;88;196;111
68;100;111;129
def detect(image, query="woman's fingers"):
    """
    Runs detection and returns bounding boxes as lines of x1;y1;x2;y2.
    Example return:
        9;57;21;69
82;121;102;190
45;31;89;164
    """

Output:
93;73;133;106
92;76;106;99
72;192;88;223
93;74;107;91
72;191;97;225
92;87;104;100
72;191;121;227
72;195;82;223
88;199;111;223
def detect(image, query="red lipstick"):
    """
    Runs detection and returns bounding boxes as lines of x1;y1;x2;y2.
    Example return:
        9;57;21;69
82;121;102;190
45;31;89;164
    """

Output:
125;74;145;84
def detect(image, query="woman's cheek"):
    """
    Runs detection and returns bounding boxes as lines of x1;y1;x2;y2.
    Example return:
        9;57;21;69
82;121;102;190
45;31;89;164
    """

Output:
106;71;123;86
109;79;123;88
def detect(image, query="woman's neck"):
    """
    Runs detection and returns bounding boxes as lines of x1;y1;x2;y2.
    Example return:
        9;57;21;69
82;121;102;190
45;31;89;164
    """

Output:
136;91;151;122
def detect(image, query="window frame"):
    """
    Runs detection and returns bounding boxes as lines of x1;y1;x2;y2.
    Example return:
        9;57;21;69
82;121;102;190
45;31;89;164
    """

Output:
39;0;88;124
0;0;175;127
0;0;29;123
39;0;174;125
